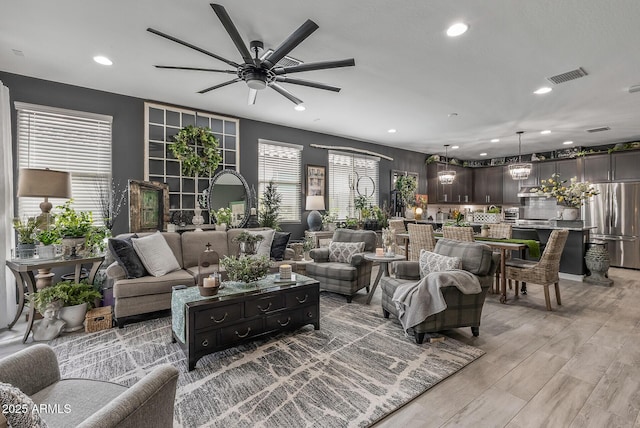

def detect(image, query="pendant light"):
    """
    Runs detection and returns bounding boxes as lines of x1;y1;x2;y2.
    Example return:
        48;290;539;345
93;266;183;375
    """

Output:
509;131;532;180
438;144;456;184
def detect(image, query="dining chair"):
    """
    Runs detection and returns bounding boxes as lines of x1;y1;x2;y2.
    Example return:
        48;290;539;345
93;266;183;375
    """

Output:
388;219;407;257
487;223;513;292
443;226;475;242
505;229;569;311
407;223;436;261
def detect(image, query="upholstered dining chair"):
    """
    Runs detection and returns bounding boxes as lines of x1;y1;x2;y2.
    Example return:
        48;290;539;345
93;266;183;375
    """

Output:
443;226;475;242
505;229;569;311
407;223;436;261
388;219;407;257
487;223;513;292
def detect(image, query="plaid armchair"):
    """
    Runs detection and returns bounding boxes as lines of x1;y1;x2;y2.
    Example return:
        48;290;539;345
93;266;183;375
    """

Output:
306;229;378;303
380;239;499;343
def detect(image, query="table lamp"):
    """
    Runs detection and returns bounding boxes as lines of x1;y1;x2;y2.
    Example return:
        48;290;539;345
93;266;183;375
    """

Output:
306;195;325;231
17;168;72;225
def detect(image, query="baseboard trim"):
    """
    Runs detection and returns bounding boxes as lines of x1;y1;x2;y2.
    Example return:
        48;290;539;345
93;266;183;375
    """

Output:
559;272;585;282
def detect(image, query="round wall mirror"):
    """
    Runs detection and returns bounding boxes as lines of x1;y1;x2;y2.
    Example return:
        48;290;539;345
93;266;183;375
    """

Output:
207;169;251;228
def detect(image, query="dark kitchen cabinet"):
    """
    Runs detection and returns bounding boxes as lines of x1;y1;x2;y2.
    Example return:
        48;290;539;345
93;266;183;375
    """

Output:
427;163;471;203
582;154;610;182
503;165;522;205
612;151;640;181
536;161;556;183
473;167;503;204
554;158;580;182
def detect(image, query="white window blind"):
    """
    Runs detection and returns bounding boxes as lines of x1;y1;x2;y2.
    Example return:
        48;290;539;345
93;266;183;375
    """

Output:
258;139;302;222
328;151;379;218
15;102;112;225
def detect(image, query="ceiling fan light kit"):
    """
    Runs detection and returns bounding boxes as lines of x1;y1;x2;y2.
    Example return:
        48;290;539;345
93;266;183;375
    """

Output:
509;131;532;180
147;3;355;106
438;144;456;185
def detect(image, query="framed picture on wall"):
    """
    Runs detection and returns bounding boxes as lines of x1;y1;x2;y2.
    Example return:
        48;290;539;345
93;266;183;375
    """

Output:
128;180;170;233
306;164;326;197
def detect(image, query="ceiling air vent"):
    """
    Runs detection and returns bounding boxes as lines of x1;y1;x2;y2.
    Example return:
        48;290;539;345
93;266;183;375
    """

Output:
547;67;588;85
587;126;611;133
261;49;303;68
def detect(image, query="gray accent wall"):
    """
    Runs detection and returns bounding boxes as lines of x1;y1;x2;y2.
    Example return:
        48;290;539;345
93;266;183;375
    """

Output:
1;71;426;239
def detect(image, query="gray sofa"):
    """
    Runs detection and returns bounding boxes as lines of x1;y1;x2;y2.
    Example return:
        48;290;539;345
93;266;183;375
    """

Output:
380;239;499;343
0;344;178;428
106;228;293;327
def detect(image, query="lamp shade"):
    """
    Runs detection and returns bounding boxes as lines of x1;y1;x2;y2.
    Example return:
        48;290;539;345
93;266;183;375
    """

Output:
17;168;71;198
305;195;325;211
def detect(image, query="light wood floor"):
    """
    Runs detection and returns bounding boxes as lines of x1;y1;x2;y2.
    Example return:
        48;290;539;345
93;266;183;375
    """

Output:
2;267;639;427
373;267;640;428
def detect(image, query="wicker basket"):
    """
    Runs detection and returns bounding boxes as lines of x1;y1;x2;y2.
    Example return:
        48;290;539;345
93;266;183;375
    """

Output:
473;213;503;224
85;306;113;333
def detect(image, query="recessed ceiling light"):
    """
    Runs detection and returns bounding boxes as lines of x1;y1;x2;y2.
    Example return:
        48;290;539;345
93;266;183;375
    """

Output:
294;104;306;111
93;55;113;66
490;138;500;143
540;130;552;134
451;145;459;149
387;128;397;133
446;23;469;37
563;141;574;145
534;86;552;95
480;153;487;156
448;112;458;117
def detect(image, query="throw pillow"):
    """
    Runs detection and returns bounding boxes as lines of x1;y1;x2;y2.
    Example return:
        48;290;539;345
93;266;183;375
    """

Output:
131;231;181;277
328;241;365;264
270;231;291;261
419;249;462;278
247;229;275;257
0;382;48;428
108;235;148;279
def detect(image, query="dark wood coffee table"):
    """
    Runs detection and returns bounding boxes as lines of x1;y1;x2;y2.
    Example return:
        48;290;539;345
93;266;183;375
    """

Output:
172;274;320;370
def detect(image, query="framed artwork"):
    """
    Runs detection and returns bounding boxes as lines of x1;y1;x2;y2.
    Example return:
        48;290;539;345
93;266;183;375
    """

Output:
306;164;326;197
128;180;169;233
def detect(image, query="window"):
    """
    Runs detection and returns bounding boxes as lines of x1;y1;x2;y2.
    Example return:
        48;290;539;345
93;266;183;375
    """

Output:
328;151;379;218
258;139;302;222
145;102;239;217
15;102;112;225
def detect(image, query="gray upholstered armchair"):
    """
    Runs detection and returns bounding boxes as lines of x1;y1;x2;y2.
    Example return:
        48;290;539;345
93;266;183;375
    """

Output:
380;239;499;343
306;229;378;303
0;344;179;428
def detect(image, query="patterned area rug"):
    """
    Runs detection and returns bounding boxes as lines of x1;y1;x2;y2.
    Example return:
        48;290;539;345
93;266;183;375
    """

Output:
49;293;484;428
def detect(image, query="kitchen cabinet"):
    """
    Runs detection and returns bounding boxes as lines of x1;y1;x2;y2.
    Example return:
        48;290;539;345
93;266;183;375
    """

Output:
502;165;522;205
612;151;640;181
554;158;580;181
536;161;556;183
582;154;610;182
427;163;471;203
473;167;503;204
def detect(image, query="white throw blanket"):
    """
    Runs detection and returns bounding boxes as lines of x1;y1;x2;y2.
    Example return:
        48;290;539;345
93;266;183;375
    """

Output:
392;270;481;334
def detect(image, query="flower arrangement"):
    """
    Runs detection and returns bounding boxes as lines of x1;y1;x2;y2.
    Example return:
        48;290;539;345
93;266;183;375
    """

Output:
13;217;38;244
220;255;271;283
214;207;232;225
381;227;395;247
534;174;599;208
444;209;470;227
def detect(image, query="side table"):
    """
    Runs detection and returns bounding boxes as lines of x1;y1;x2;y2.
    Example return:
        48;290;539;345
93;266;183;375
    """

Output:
363;253;405;304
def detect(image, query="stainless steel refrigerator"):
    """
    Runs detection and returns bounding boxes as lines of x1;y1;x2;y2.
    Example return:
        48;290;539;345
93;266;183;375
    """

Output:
584;182;640;269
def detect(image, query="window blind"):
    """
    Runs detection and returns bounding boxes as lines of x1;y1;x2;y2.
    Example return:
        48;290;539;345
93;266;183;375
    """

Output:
15;102;112;225
328;151;379;218
258;139;302;222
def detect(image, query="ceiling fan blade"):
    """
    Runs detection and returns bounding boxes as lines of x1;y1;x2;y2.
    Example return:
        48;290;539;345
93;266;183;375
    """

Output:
248;88;258;105
273;58;355;75
198;78;242;94
275;76;341;92
147;27;239;68
210;4;254;65
155;65;236;74
270;83;303;105
262;19;319;69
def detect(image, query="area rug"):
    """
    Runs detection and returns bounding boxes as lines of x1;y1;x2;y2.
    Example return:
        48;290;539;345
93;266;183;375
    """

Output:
49;293;484;427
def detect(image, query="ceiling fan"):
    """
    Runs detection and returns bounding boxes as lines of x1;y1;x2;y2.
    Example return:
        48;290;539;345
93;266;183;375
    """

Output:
147;3;355;106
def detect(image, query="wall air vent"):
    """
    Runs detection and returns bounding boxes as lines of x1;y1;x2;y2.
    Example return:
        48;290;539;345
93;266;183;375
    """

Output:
547;67;588;85
262;49;303;68
587;126;611;133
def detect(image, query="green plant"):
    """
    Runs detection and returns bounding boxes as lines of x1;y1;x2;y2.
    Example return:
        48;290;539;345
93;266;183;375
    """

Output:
444;210;470;227
233;231;264;244
373;205;389;228
534;173;600;208
259;180;282;230
13;217;38;244
344;217;359;228
36;228;61;246
321;209;338;226
302;236;315;252
220;255;271;283
395;175;417;207
487;207;501;214
54;199;93;238
214;207;232;225
28;281;101;314
86;226;110;253
169;125;222;177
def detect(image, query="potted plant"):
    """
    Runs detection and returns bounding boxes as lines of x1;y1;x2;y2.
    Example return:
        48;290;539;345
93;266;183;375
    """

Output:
321;209;338;231
259;180;281;231
54;199;94;258
214;207;232;231
233;231;264;255
395;175;417;217
36;228;61;259
302;236;315;260
13;216;38;257
220;255;271;283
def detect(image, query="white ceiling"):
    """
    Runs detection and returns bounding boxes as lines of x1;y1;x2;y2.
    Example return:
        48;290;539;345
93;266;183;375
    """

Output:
2;0;640;160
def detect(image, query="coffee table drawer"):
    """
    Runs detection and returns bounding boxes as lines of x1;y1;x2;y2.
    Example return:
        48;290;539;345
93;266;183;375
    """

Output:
219;319;263;345
285;287;318;307
194;330;217;352
195;303;242;329
245;294;285;317
265;305;319;331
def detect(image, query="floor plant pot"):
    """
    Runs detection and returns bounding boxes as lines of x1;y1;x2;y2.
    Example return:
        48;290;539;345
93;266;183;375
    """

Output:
58;302;88;333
